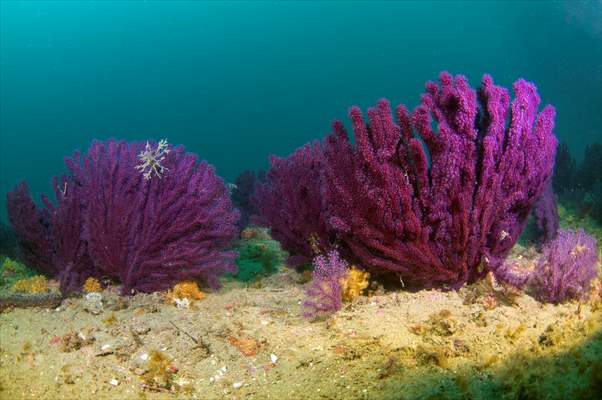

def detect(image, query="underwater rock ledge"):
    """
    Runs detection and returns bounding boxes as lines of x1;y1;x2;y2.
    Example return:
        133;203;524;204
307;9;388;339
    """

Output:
0;292;63;313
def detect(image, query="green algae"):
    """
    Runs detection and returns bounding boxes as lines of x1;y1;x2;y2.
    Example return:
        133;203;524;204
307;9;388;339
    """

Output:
231;232;288;282
0;257;37;292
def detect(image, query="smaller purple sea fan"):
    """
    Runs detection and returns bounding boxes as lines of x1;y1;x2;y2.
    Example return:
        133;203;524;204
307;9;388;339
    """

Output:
532;229;599;304
303;250;349;319
532;183;559;244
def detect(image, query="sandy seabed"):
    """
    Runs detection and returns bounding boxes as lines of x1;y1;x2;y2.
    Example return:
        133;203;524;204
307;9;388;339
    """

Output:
1;262;601;400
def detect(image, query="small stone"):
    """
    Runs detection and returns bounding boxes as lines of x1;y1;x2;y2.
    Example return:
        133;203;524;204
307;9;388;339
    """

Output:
270;354;278;364
132;326;150;335
174;297;190;309
101;344;111;351
83;292;104;315
109;378;119;386
232;381;243;389
175;377;191;388
140;353;149;361
107;297;129;311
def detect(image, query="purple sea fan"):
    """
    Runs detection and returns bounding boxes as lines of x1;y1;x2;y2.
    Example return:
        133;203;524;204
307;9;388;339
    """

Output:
66;139;239;294
532;182;560;244
322;72;557;288
303;250;349;319
7;182;56;276
43;174;98;294
531;229;599;304
252;141;331;267
7;178;97;294
231;170;261;229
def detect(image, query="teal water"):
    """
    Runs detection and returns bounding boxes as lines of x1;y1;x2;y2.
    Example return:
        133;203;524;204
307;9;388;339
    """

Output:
1;0;601;221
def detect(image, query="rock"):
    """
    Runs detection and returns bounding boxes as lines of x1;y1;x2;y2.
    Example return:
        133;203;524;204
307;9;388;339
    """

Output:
107;297;129;311
83;292;104;315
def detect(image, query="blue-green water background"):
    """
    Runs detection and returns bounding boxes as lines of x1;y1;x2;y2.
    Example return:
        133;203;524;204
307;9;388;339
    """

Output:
1;0;601;222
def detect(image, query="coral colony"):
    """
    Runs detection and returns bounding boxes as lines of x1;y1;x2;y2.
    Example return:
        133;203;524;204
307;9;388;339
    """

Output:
323;73;557;289
252;141;331;267
532;183;560;244
531;229;599;304
255;72;559;290
303;250;349;319
5;72;599;307
231;170;262;229
8;139;239;294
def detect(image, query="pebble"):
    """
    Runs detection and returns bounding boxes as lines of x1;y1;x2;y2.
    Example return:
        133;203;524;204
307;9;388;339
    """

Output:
109;378;119;386
210;366;228;383
175;377;191;387
232;381;243;389
132;326;151;335
270;354;278;364
83;292;104;315
175;297;190;309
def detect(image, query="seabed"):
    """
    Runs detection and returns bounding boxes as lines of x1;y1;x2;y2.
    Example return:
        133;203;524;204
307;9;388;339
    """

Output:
0;241;601;400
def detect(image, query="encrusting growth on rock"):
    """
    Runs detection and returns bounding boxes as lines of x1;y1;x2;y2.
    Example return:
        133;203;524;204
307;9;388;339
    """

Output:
83;277;102;293
142;350;177;389
164;281;205;306
341;266;370;302
12;275;49;294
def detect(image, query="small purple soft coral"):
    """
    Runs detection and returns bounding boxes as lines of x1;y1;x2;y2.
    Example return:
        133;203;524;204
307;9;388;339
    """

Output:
303;250;349;319
531;228;599;304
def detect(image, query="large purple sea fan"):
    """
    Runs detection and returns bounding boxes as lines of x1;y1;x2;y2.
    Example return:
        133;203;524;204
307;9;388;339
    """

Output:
66;139;239;294
252;141;331;266
7;139;240;295
531;229;598;304
322;72;557;288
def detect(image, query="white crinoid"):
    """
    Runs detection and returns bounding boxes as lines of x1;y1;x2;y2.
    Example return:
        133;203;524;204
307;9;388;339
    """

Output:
135;138;171;180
